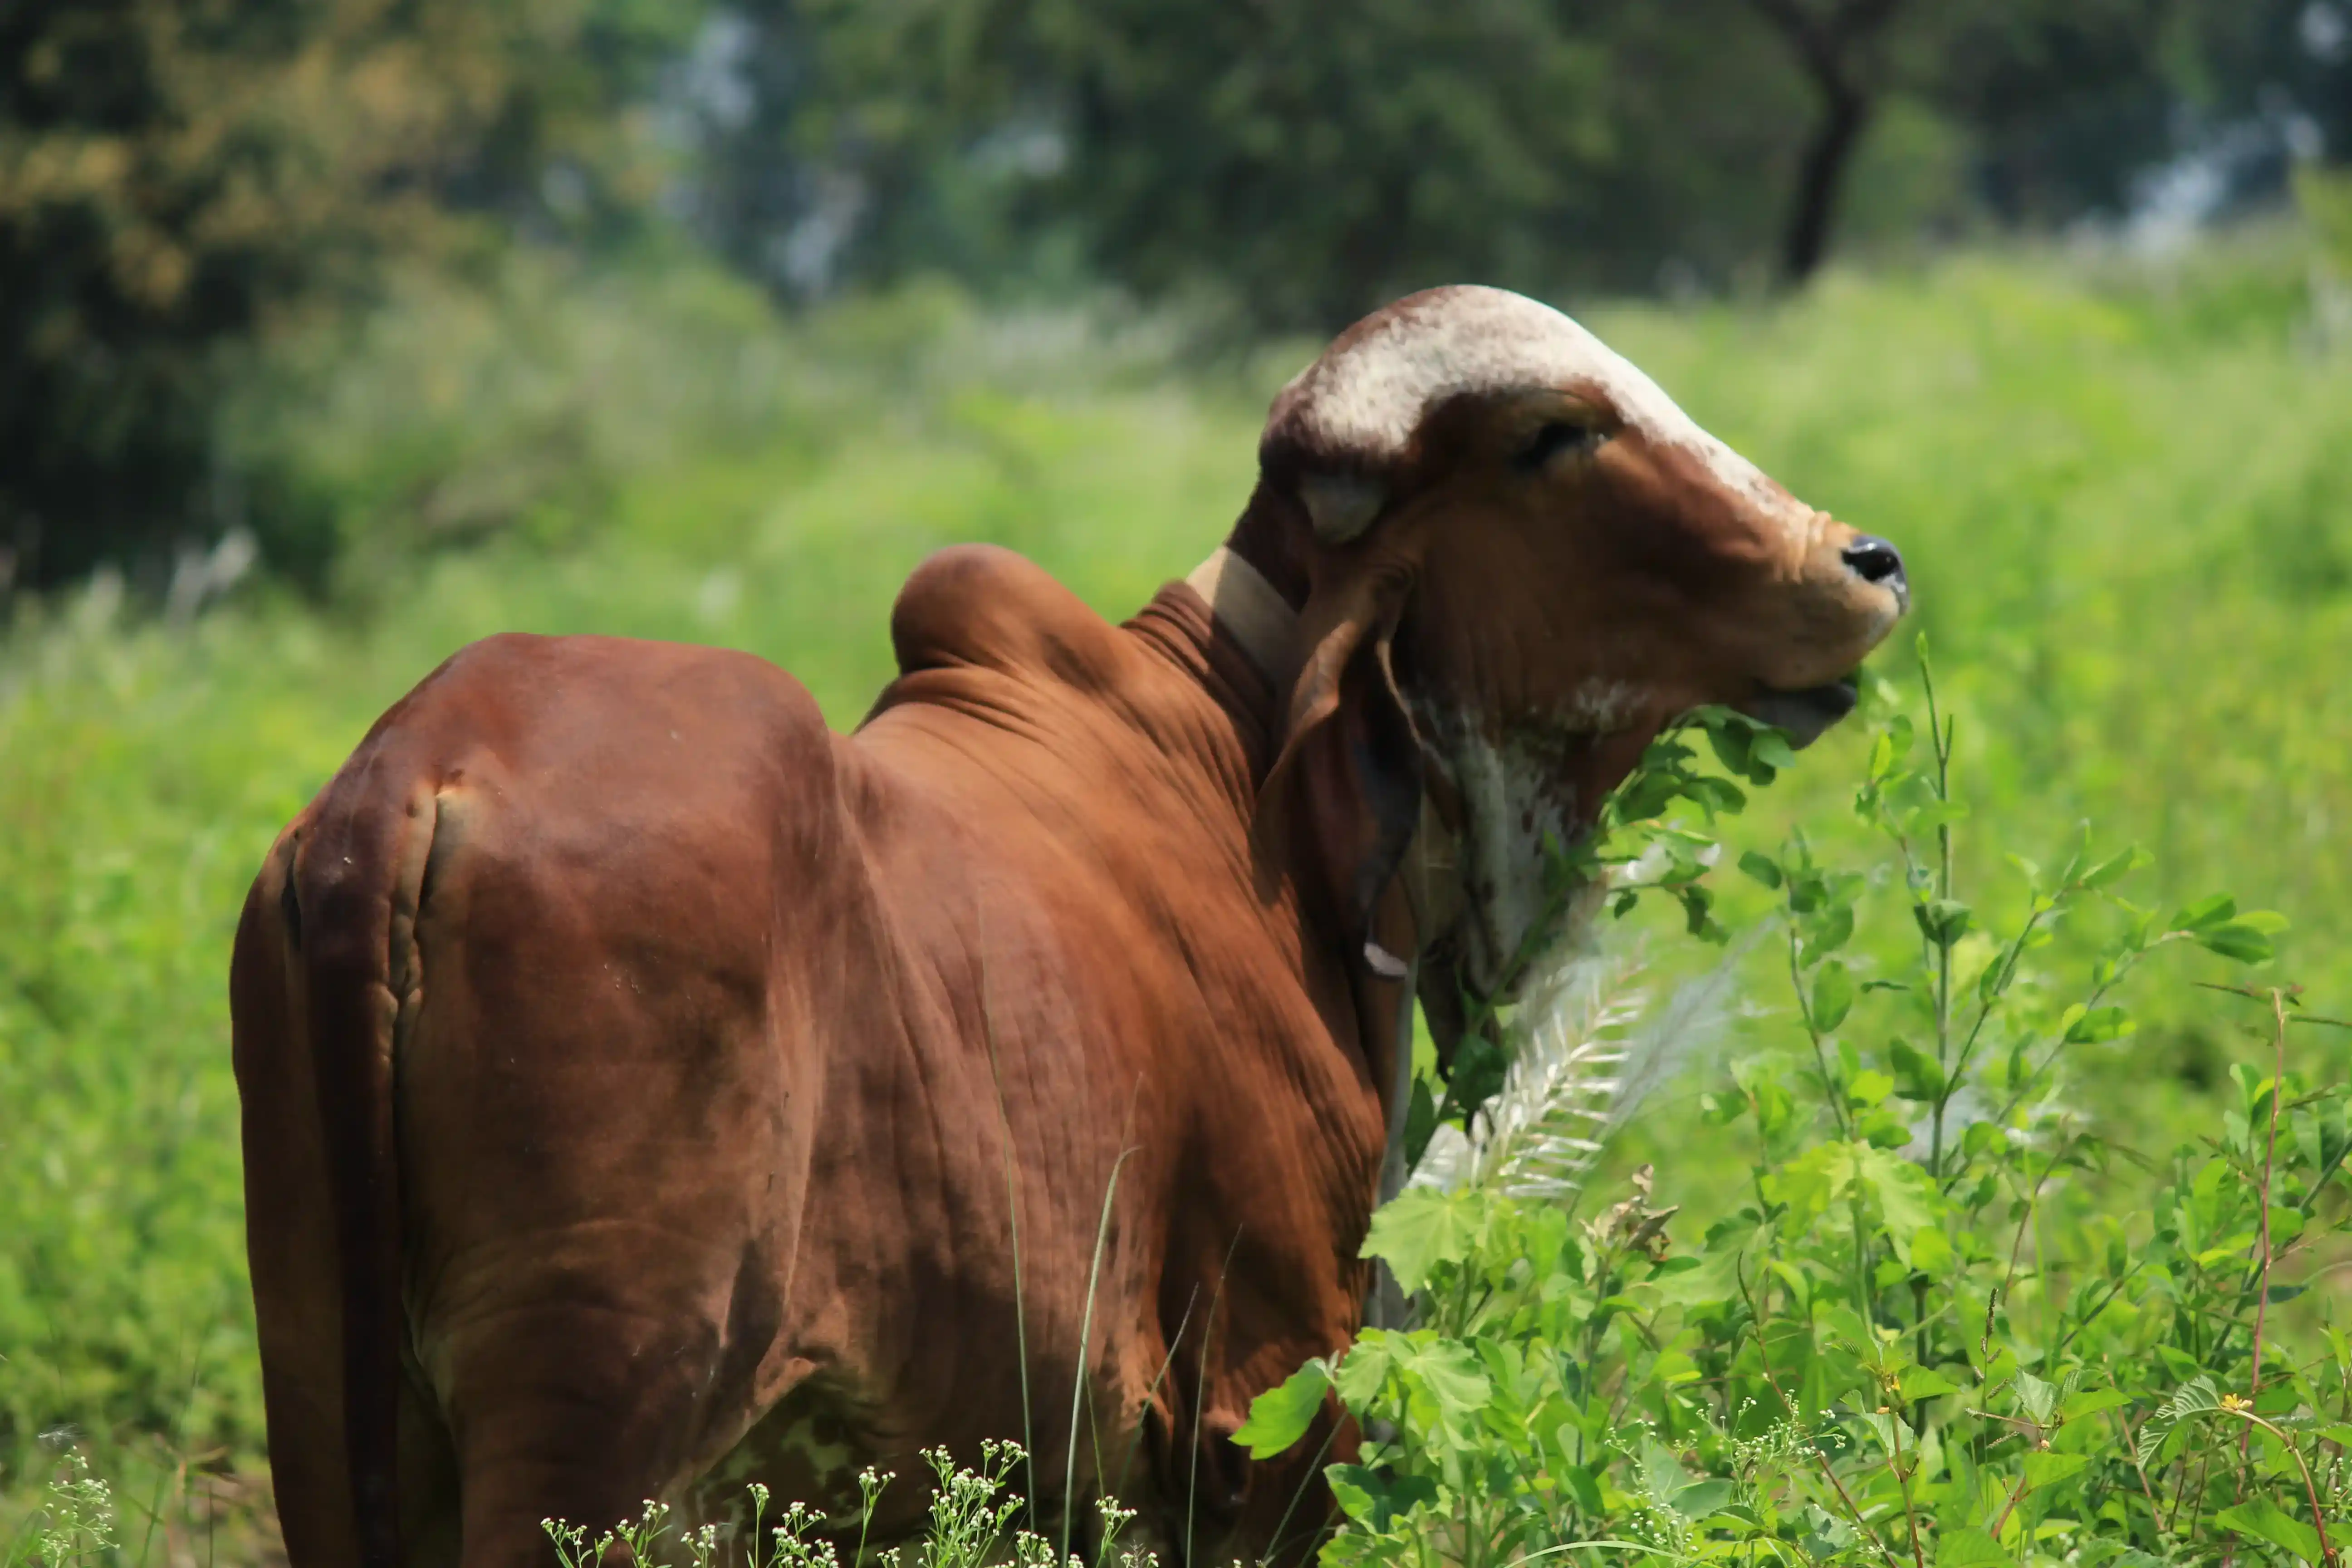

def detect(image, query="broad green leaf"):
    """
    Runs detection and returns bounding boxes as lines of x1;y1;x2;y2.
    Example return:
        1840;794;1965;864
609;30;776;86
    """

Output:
1325;1465;1435;1530
1738;849;1784;889
1901;1368;1965;1402
2214;1499;2324;1563
1908;1225;1955;1274
1847;1068;1894;1109
1232;1360;1328;1458
1333;1334;1396;1409
1666;1479;1736;1521
2020;1450;2088;1487
1390;1336;1492;1426
1649;1218;1761;1309
2057;1388;2132;1421
1637;1437;1732;1519
1360;1187;1478;1294
2013;1370;2057;1425
1852;1144;1942;1265
1324;1464;1378;1524
1937;1526;2015;1567
2156;1376;2222;1417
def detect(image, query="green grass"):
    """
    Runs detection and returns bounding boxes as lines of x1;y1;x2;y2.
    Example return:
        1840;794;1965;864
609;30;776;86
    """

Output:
5;228;2352;1544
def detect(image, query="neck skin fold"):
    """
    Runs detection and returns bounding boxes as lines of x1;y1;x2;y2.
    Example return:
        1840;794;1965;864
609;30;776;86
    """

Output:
1182;545;1302;690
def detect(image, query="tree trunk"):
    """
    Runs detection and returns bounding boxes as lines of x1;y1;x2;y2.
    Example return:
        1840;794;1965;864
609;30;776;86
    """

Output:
1743;0;1906;286
1782;82;1871;284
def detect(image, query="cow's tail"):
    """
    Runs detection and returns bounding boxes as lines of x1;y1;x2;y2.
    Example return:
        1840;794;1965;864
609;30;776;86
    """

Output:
279;787;440;1568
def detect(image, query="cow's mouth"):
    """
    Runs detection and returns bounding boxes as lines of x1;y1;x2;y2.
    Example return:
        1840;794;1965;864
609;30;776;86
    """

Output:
1742;676;1860;750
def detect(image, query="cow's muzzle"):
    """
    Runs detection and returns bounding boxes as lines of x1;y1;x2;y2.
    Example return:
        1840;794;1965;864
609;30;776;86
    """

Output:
1743;675;1859;750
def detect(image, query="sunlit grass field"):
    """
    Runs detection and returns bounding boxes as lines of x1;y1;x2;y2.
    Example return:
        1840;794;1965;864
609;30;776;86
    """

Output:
5;230;2351;1537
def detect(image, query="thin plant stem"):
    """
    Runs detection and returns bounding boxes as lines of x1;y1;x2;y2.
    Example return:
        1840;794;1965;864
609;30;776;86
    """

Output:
2117;1411;2176;1550
1919;654;1955;1183
1788;919;1853;1142
1063;1144;1134;1559
980;995;1038;1534
1186;1229;1243;1568
2232;986;2291;1534
1882;1412;1927;1568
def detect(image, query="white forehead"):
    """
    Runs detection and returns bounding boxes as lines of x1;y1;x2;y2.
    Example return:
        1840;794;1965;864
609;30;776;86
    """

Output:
1275;285;1785;514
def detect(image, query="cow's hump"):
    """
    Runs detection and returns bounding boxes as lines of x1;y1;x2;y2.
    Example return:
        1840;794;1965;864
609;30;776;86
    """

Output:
887;544;1125;694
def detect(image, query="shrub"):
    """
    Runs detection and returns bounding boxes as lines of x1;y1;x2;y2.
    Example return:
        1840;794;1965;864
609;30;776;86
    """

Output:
1240;651;2351;1566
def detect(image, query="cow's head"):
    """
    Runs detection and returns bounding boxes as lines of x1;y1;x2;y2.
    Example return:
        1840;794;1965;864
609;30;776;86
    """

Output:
1247;285;1907;1011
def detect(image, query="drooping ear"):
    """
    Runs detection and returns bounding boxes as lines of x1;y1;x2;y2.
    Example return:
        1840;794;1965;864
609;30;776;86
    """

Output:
1255;566;1424;977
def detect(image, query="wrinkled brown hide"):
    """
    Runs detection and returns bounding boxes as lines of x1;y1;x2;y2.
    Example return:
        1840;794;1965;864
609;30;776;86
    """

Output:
232;286;1903;1568
235;569;1389;1568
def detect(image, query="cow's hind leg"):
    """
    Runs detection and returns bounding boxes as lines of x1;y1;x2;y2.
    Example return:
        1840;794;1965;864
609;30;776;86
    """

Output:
429;1294;737;1568
399;999;786;1565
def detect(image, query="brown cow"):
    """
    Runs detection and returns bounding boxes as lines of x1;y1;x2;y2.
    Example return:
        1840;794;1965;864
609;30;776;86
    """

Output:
230;286;1906;1568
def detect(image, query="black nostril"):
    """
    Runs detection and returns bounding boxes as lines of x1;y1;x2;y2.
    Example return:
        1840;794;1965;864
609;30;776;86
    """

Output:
1842;534;1905;586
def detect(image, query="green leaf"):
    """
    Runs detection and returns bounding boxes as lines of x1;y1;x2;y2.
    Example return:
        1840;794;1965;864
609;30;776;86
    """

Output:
1847;1068;1895;1109
1936;1526;2015;1568
1325;1466;1435;1530
1852;1145;1942;1265
1901;1368;1964;1401
1914;897;1973;947
1804;902;1856;956
1402;1074;1437;1168
2171;894;2237;932
1908;1225;1955;1274
2058;1388;2132;1421
2214;1499;2324;1563
1651;1215;1762;1308
1889;1039;1945;1101
1666;1479;1736;1522
2079;845;2149;889
2134;1375;2222;1467
1333;1334;1396;1410
1361;1187;1477;1294
2063;1004;2133;1044
1738;850;1783;889
1812;960;1854;1032
2197;921;2277;964
2020;1450;2089;1487
1637;1437;1733;1520
1232;1361;1329;1458
2013;1369;2058;1425
1867;717;1914;782
1388;1336;1492;1426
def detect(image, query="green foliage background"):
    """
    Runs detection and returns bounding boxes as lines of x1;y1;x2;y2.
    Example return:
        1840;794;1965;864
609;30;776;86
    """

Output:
5;226;2352;1551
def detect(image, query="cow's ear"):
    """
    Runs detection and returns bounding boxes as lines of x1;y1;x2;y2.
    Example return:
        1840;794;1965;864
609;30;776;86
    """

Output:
1256;569;1423;975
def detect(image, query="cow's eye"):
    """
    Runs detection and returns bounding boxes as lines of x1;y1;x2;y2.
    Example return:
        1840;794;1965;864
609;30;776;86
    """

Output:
1516;420;1598;470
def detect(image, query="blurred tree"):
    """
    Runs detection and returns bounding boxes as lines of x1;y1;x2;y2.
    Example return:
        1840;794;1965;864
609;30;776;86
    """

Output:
0;0;691;593
1741;0;1909;283
769;0;1788;331
726;0;2352;316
